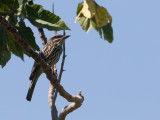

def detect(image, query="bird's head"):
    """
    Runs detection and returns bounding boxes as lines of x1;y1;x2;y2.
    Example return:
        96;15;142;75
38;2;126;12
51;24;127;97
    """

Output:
50;34;70;44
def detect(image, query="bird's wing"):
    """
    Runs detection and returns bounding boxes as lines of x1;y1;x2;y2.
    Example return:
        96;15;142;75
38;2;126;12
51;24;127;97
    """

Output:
29;38;62;80
40;40;61;63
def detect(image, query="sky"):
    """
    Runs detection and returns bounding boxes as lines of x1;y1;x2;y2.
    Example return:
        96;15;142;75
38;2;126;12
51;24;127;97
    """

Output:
0;0;160;120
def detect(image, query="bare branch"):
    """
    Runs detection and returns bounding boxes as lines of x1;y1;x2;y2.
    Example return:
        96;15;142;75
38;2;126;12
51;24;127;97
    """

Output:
59;91;84;120
53;30;67;104
51;104;58;120
0;15;83;103
49;76;58;120
58;42;66;83
48;69;57;107
58;30;66;83
48;66;58;107
38;28;47;45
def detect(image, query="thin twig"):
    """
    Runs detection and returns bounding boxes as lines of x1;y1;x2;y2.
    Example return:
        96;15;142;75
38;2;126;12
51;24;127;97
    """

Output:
53;30;66;104
58;30;66;83
38;28;47;45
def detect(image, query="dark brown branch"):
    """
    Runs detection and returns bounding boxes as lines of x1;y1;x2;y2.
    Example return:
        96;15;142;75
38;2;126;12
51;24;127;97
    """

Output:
38;28;47;45
0;15;83;103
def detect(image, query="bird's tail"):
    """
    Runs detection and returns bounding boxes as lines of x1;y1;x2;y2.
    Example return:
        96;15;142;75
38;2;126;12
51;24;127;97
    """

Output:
26;70;42;101
26;80;36;101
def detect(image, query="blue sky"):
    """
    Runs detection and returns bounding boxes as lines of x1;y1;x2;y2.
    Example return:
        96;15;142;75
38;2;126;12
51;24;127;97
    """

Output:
0;0;160;120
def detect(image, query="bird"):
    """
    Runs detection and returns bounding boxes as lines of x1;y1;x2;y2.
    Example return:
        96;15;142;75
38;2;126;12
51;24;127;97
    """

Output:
26;34;70;101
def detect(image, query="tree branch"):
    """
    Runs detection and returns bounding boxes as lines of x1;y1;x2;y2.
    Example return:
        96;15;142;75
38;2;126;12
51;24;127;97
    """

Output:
48;75;58;120
59;91;84;120
38;28;47;45
58;30;66;83
53;30;66;105
0;15;84;103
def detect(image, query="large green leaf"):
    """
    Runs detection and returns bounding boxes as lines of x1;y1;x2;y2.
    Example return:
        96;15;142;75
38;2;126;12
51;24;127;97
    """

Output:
16;0;30;18
78;16;92;33
16;3;27;18
95;3;112;27
77;3;83;15
77;3;92;32
0;49;11;68
0;0;19;15
5;14;18;26
25;4;70;31
102;23;113;43
17;20;40;51
4;15;24;60
18;0;29;5
91;18;102;38
7;32;24;60
0;24;8;50
0;25;11;67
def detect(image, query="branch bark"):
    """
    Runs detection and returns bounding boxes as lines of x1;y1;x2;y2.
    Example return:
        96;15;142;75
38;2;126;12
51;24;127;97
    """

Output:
38;28;47;45
59;91;84;120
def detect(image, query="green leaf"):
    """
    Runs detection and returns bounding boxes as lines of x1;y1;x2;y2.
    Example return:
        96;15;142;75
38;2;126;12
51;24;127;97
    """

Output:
91;18;102;38
25;4;70;31
77;3;83;15
78;16;92;33
81;0;96;18
0;24;11;68
0;49;11;68
102;23;113;43
95;4;112;27
77;3;92;32
5;14;18;26
0;24;9;50
18;0;28;5
0;0;19;15
16;3;27;18
5;15;24;59
7;32;24;60
0;23;24;61
17;20;40;51
91;18;113;43
16;0;30;18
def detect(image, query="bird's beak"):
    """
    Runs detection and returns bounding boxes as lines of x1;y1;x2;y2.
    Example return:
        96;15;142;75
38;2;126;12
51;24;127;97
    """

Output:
63;35;70;39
